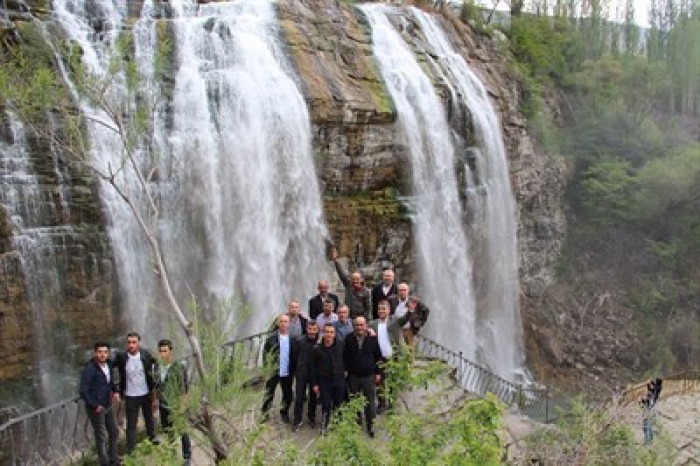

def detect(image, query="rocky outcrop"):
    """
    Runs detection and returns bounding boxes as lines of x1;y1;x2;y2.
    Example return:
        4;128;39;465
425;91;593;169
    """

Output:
0;0;570;400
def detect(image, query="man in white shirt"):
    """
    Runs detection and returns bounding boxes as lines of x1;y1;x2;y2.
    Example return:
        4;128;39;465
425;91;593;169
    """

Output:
115;332;157;453
369;301;412;413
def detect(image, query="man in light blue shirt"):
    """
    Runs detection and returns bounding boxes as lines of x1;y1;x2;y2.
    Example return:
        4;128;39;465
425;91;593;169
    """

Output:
262;314;295;424
333;304;354;341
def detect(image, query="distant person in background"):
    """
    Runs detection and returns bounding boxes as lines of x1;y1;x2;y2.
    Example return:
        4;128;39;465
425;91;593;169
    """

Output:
309;280;339;319
79;342;120;466
291;321;320;431
156;340;191;464
333;304;354;341
262;314;295;423
114;332;158;453
371;269;397;319
316;298;339;330
331;247;371;319
287;299;308;338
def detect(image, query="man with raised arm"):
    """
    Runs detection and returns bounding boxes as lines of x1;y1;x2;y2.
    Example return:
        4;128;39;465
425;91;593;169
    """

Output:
79;341;120;466
330;247;371;319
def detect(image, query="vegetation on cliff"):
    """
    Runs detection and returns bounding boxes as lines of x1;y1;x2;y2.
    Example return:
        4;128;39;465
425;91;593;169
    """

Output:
495;0;699;379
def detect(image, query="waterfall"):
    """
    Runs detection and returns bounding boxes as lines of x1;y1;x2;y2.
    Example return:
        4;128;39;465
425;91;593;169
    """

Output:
50;0;327;337
0;113;88;404
362;5;525;380
412;9;525;380
360;4;478;360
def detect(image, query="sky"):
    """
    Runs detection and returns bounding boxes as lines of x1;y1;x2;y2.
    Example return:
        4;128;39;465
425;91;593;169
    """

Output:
466;0;653;27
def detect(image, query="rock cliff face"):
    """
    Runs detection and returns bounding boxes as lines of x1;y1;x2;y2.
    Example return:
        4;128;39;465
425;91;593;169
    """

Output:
0;0;568;397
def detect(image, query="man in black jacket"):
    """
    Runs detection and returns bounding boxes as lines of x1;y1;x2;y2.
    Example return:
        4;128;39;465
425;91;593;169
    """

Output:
344;316;382;437
331;247;371;319
262;314;295;423
156;339;191;463
79;341;120;466
371;269;397;319
114;332;157;453
291;321;319;431
308;280;339;319
312;323;346;431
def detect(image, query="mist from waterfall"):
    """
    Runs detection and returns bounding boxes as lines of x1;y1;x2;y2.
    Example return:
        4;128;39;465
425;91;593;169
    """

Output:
51;0;327;338
412;9;525;381
360;4;477;360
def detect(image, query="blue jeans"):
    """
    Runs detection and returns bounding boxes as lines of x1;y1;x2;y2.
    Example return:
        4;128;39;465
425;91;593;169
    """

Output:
643;418;653;444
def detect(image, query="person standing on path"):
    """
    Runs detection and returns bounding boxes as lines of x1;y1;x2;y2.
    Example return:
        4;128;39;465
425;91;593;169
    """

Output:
114;332;158;454
79;341;120;466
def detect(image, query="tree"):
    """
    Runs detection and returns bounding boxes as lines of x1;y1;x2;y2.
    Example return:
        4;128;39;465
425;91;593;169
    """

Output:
0;24;230;461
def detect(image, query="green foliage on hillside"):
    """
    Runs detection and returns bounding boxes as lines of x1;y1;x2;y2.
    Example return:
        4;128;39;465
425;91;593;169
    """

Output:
497;0;700;372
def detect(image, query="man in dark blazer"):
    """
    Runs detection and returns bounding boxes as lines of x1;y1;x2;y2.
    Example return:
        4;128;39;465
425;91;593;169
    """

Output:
343;316;382;437
291;321;320;431
308;280;339;320
79;341;120;466
371;269;397;319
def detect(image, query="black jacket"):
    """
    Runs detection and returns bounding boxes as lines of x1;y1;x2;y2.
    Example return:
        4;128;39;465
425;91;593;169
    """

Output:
291;334;318;379
371;283;397;319
114;349;157;397
311;339;345;384
409;302;431;334
343;333;382;377
308;293;340;320
79;359;118;411
263;331;298;376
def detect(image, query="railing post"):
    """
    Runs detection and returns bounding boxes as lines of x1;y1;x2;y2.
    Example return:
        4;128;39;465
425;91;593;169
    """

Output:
545;388;550;422
458;351;463;381
517;384;523;410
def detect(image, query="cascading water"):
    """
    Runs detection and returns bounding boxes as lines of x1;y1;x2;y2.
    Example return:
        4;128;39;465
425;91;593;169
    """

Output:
362;5;526;381
51;0;327;337
360;4;478;360
0;113;87;404
412;9;526;381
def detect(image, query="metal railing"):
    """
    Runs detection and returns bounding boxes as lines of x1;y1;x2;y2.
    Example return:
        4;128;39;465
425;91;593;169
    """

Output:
0;331;270;466
415;334;563;422
621;370;700;406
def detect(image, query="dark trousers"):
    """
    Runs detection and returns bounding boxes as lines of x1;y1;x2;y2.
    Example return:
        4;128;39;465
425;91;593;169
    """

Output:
87;405;119;466
125;394;156;453
348;374;377;430
293;373;317;425
319;377;346;427
261;374;293;417
159;405;192;459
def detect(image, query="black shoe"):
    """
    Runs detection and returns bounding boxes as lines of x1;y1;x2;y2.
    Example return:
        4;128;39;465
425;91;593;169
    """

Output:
292;422;303;432
281;412;291;424
308;419;316;429
368;429;375;438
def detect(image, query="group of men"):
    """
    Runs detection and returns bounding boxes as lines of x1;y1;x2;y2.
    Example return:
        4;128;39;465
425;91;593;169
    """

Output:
261;255;430;437
79;333;191;466
78;255;429;464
